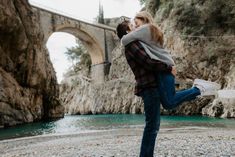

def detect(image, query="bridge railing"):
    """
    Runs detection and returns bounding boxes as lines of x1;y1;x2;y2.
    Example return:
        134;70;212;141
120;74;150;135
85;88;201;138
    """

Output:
29;1;116;31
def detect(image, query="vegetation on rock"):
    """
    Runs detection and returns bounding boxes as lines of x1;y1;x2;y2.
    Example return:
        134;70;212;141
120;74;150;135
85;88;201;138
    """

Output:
64;39;91;76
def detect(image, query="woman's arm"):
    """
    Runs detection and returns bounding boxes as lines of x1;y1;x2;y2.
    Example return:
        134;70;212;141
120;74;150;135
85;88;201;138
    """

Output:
121;24;151;46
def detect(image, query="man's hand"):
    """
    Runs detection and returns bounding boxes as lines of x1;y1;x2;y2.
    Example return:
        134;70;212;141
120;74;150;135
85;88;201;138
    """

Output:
171;66;177;77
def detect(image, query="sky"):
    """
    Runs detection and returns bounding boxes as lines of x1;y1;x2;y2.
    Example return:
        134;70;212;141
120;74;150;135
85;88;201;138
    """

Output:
29;0;142;83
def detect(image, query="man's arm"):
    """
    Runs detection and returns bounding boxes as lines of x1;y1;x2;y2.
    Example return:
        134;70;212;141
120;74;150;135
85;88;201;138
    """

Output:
125;41;172;72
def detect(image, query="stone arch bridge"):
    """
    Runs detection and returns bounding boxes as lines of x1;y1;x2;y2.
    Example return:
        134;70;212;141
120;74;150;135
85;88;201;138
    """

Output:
31;3;117;84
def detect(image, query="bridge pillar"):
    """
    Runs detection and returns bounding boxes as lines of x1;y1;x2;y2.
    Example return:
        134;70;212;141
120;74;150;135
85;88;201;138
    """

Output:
91;62;111;84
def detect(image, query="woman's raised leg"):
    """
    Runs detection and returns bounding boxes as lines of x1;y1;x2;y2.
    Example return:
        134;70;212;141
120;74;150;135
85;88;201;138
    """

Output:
157;73;201;110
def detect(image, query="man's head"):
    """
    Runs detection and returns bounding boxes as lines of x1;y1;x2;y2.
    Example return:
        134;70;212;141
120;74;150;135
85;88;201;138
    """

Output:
116;20;131;39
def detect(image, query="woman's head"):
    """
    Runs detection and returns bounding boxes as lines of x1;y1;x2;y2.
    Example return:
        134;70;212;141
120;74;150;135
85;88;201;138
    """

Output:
134;11;154;27
116;20;131;39
134;11;164;46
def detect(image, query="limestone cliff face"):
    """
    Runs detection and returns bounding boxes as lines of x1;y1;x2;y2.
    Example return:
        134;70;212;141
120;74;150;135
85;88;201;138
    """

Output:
155;0;235;117
61;45;143;114
0;0;64;127
61;0;235;118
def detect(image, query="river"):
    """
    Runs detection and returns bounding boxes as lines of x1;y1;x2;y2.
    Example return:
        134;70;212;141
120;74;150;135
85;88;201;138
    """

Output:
0;114;235;140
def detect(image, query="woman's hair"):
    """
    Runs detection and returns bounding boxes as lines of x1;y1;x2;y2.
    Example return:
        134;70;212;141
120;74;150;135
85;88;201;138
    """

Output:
135;11;164;46
135;11;154;24
116;20;131;39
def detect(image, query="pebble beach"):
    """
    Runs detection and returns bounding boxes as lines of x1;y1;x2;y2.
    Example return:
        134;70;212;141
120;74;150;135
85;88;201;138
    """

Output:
0;127;235;157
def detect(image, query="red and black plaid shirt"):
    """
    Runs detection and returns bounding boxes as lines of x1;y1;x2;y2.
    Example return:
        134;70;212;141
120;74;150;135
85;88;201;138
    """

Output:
124;41;172;96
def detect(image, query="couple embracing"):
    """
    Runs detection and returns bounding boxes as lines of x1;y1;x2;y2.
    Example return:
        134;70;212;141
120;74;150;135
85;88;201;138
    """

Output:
116;11;220;157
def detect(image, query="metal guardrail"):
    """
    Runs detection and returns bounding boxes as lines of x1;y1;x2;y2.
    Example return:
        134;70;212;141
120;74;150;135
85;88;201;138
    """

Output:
29;1;116;32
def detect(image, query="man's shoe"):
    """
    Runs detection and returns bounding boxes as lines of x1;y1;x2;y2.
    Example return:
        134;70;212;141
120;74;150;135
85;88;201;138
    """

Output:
193;79;221;96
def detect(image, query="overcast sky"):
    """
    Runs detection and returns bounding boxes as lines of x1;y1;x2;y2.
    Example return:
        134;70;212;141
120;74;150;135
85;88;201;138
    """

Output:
29;0;142;83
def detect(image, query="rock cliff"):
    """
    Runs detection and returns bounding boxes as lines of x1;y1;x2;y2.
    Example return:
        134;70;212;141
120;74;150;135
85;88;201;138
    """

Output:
0;0;64;127
61;0;235;118
61;45;144;115
156;0;235;117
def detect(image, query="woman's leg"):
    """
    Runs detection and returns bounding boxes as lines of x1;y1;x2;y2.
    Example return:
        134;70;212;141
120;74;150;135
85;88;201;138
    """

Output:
157;72;201;110
139;88;161;157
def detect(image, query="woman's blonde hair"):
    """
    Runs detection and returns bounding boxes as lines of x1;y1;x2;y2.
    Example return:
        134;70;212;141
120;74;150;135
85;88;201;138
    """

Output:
135;11;164;46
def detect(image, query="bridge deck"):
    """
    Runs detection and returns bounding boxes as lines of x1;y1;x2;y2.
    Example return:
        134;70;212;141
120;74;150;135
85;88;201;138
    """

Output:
29;1;116;32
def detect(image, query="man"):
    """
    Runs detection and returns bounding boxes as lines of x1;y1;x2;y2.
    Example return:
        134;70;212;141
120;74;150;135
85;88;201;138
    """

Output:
116;17;221;156
116;20;173;157
117;19;221;157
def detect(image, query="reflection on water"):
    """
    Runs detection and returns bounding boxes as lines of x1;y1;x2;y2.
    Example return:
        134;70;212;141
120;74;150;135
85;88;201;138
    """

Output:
0;114;234;140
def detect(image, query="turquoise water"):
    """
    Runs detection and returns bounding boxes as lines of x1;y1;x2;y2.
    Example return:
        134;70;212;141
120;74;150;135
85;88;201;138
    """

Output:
0;114;234;140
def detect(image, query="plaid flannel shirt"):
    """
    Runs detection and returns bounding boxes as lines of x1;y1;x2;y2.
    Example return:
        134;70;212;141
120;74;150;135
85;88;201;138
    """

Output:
124;41;172;96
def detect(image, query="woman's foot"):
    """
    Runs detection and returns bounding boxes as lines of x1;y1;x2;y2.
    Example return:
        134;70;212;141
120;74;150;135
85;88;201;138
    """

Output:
193;79;221;96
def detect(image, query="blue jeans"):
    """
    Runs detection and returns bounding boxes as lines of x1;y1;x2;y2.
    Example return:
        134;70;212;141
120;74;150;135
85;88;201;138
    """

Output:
139;73;200;157
157;72;201;110
139;88;160;157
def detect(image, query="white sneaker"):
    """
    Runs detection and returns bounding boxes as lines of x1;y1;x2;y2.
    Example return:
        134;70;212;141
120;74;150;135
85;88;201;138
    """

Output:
193;79;221;96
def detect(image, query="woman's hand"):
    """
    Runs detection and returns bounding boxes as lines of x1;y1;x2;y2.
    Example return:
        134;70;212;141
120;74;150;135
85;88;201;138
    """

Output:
171;66;177;77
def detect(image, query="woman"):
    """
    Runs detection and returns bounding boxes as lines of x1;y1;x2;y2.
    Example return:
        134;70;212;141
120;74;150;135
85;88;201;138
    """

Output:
123;12;175;68
119;11;220;157
121;11;220;110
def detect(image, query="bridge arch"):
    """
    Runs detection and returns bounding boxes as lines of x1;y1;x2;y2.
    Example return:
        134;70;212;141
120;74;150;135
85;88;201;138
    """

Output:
32;5;116;83
46;26;105;65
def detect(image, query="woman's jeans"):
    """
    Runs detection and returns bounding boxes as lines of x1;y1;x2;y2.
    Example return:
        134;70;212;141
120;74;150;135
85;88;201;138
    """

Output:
157;72;201;110
139;73;200;157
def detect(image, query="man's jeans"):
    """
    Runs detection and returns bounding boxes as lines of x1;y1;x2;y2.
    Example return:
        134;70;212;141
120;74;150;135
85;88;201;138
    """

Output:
139;88;160;157
139;73;200;157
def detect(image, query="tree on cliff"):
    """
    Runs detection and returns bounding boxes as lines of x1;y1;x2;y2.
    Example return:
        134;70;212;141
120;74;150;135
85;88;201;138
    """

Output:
97;1;104;24
139;0;160;17
139;0;146;5
65;40;91;73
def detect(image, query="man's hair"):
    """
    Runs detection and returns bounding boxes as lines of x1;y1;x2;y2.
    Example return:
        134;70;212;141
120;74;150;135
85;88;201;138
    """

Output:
116;20;130;39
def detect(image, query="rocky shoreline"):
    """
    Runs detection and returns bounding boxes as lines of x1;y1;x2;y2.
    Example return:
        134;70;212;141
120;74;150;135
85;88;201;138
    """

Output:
1;127;234;157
